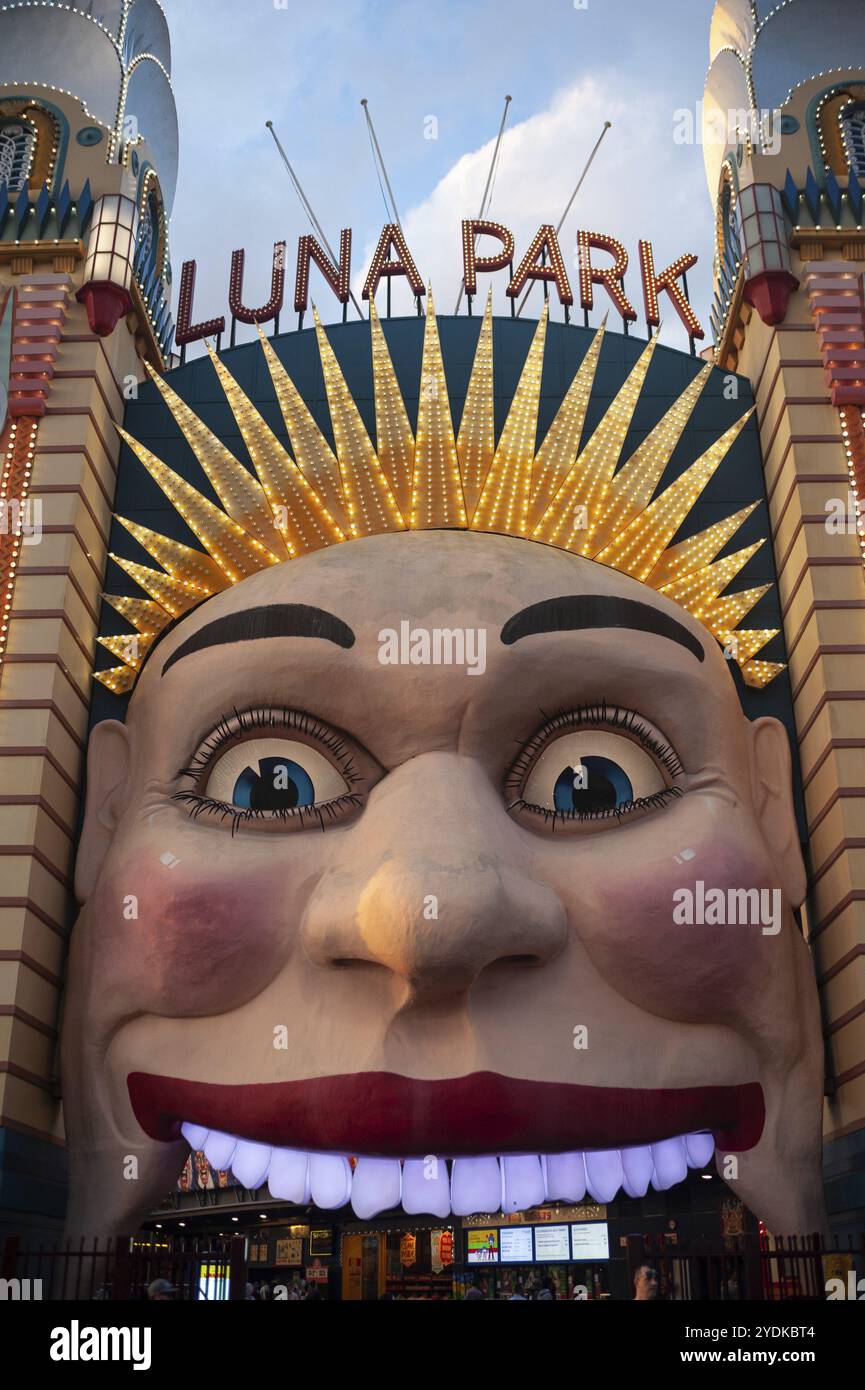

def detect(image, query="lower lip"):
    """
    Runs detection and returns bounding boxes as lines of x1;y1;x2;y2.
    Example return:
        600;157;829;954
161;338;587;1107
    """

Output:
128;1071;764;1156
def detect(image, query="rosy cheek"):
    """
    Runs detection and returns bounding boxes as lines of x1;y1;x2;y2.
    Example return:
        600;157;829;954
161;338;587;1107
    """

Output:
89;851;307;1014
547;820;783;1021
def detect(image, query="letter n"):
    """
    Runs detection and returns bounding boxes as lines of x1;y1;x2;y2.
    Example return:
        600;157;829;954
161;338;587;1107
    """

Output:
294;230;352;312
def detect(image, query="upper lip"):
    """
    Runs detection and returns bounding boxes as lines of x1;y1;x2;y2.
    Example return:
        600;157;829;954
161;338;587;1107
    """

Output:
127;1071;764;1156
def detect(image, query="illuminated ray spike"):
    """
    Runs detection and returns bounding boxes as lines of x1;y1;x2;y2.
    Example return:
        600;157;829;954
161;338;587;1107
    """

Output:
257;326;349;532
109;553;207;617
647;503;759;589
412;285;467;529
97;631;157;668
145;362;289;561
742;659;786;689
117;429;274;582
102;594;172;635
701;583;772;634
116;516;228;593
586;362;712;556
313;306;405;537
207;342;345;556
659;541;764;611
528;318;606;529
717;628;779;664
596;407;755;581
534;333;659;552
369;297;414;517
473;303;548;536
457;288;495;519
94;664;138;694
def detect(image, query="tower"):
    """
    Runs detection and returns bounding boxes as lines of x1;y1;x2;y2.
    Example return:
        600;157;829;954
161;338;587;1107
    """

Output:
0;0;177;1239
705;0;865;1236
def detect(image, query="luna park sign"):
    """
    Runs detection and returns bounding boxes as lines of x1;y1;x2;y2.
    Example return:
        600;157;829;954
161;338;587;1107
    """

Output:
174;219;705;347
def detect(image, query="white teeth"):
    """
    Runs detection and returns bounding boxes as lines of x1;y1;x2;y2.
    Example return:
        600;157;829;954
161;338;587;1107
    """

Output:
231;1140;272;1189
308;1153;353;1210
401;1157;451;1217
350;1157;402;1219
501;1155;546;1213
685;1131;715;1168
651;1136;689;1190
181;1123;716;1214
450;1156;502;1216
181;1122;209;1150
203;1130;237;1170
621;1145;654;1198
584;1149;625;1204
542;1152;587;1202
267;1148;310;1203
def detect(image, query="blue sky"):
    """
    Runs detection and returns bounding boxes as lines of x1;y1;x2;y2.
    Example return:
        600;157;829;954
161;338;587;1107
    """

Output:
163;0;719;349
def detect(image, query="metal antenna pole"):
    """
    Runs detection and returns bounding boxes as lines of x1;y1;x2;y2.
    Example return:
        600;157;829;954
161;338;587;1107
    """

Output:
515;120;612;319
360;99;402;228
265;120;364;320
454;94;512;316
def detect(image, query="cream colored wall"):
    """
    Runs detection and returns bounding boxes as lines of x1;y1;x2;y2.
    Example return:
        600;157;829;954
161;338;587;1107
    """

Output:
736;242;865;1149
0;268;142;1147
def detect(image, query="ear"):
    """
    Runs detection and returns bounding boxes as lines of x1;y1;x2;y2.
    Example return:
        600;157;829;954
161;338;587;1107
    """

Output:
747;716;807;908
74;719;131;905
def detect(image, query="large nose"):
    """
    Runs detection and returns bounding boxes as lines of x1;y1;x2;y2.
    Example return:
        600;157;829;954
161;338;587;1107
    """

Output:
301;752;567;1004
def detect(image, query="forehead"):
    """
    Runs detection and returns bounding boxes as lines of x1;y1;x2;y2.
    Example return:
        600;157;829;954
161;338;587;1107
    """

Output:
148;529;706;654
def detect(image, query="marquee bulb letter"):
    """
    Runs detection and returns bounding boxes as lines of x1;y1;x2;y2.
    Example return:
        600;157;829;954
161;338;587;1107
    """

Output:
577;229;638;323
175;260;226;347
461;219;515;296
507;225;573;306
639;240;704;340
362;224;425;302
295;229;352;313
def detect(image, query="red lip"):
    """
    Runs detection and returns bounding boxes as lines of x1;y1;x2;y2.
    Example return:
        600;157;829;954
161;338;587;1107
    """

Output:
127;1071;764;1156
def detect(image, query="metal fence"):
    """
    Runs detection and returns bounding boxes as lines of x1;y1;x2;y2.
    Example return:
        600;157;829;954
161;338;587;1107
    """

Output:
624;1231;865;1301
1;1233;248;1301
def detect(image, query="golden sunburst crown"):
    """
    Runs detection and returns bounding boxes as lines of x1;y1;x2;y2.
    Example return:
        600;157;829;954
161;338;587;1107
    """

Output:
96;288;783;694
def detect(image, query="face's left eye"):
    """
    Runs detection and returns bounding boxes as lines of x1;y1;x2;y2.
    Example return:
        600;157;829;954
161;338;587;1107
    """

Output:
507;709;683;832
203;738;348;811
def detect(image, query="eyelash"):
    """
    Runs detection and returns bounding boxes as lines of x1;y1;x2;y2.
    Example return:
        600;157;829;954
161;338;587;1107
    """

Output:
172;706;363;835
504;700;684;830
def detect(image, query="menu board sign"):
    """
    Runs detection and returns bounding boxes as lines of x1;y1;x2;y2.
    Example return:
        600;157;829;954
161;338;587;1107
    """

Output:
533;1224;570;1261
500;1227;534;1263
570;1222;610;1260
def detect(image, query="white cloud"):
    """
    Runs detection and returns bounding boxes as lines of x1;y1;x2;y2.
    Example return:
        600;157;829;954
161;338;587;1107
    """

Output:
352;74;715;346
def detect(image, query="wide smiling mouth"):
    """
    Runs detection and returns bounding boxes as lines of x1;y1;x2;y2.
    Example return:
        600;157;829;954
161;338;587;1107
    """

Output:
128;1071;764;1219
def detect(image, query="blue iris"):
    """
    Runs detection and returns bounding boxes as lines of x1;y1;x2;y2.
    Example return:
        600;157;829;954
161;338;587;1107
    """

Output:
232;756;315;811
553;755;634;813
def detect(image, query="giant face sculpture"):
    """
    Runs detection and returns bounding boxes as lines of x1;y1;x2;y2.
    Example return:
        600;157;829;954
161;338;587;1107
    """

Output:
64;530;825;1237
62;303;826;1238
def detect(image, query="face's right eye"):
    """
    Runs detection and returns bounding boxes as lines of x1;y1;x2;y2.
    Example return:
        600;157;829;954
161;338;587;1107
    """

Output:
204;737;349;811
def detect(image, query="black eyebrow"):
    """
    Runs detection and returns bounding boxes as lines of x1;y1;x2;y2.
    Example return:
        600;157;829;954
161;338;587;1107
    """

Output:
499;594;705;662
161;603;356;676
